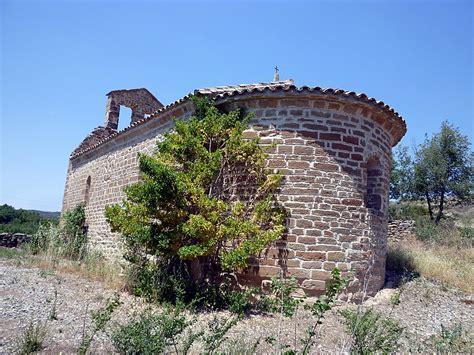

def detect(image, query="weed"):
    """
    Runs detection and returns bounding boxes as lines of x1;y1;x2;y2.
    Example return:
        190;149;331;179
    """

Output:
225;287;259;315
28;205;87;261
14;320;47;354
38;269;53;278
262;277;303;317
339;307;403;354
459;225;474;247
111;308;193;354
219;336;261;355
78;294;121;354
429;322;472;353
202;314;241;354
49;288;58;321
300;268;351;354
385;244;416;275
0;247;26;259
389;290;401;305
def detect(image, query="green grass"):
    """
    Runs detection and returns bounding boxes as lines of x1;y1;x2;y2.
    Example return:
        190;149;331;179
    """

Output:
0;246;27;258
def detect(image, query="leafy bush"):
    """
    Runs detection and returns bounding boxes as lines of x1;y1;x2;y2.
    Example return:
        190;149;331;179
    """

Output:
15;320;47;354
258;277;303;317
223;287;259;315
111;309;193;354
413;216;473;247
339;308;403;354
61;205;87;259
106;97;285;305
414;216;441;242
388;202;428;221
29;204;87;260
124;257;192;305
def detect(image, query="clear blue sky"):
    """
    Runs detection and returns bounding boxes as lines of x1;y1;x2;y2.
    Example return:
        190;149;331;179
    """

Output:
1;0;472;211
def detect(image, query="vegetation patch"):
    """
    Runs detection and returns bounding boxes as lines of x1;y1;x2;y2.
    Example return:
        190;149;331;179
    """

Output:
0;204;58;235
339;307;403;354
14;320;47;355
106;97;285;306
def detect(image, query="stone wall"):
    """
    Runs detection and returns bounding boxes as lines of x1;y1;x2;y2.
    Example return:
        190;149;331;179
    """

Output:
63;88;405;299
62;100;195;258
219;96;393;298
0;233;31;248
388;219;415;242
104;88;164;130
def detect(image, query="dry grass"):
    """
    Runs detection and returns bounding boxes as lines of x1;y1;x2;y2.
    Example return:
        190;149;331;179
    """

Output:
0;248;126;291
387;239;474;294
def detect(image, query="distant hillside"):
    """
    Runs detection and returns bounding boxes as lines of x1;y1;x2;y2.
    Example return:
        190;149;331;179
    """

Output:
28;210;61;220
0;204;59;235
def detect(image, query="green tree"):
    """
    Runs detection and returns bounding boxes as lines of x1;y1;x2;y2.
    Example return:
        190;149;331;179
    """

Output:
413;121;473;224
0;204;58;235
105;97;284;290
390;145;415;200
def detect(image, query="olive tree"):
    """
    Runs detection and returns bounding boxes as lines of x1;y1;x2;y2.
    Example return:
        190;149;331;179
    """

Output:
413;121;473;224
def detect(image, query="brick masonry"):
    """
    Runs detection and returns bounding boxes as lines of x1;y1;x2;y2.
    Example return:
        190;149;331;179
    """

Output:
62;85;407;300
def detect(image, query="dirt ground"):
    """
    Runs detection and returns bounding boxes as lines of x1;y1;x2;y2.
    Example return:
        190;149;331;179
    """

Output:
1;257;473;354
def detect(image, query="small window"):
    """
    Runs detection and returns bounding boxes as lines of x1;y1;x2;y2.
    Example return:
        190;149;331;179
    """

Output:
366;157;382;211
85;176;92;205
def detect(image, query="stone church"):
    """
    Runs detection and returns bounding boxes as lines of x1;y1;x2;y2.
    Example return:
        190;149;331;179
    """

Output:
62;76;406;298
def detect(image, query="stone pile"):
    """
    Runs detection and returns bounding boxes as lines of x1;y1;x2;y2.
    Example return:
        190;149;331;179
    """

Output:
0;233;31;248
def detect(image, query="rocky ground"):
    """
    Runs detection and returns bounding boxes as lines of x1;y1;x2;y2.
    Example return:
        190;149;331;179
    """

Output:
0;257;472;354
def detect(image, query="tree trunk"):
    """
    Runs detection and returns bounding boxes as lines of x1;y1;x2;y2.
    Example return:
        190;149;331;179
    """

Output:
425;191;434;220
435;190;445;225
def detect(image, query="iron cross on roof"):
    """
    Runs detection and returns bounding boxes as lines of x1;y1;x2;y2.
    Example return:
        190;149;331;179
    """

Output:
273;66;280;82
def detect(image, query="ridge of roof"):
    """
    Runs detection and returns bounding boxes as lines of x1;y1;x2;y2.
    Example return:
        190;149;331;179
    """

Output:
71;81;406;159
196;80;295;95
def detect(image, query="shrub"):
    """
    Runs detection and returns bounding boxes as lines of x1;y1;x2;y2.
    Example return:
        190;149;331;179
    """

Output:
78;294;121;355
61;205;87;259
385;244;416;274
201;314;241;354
414;216;441;242
459;226;474;247
389;202;428;221
224;287;259;315
111;309;192;354
15;320;47;354
28;205;87;260
124;257;192;305
259;277;303;317
106;97;284;306
429;322;471;353
339;308;403;354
